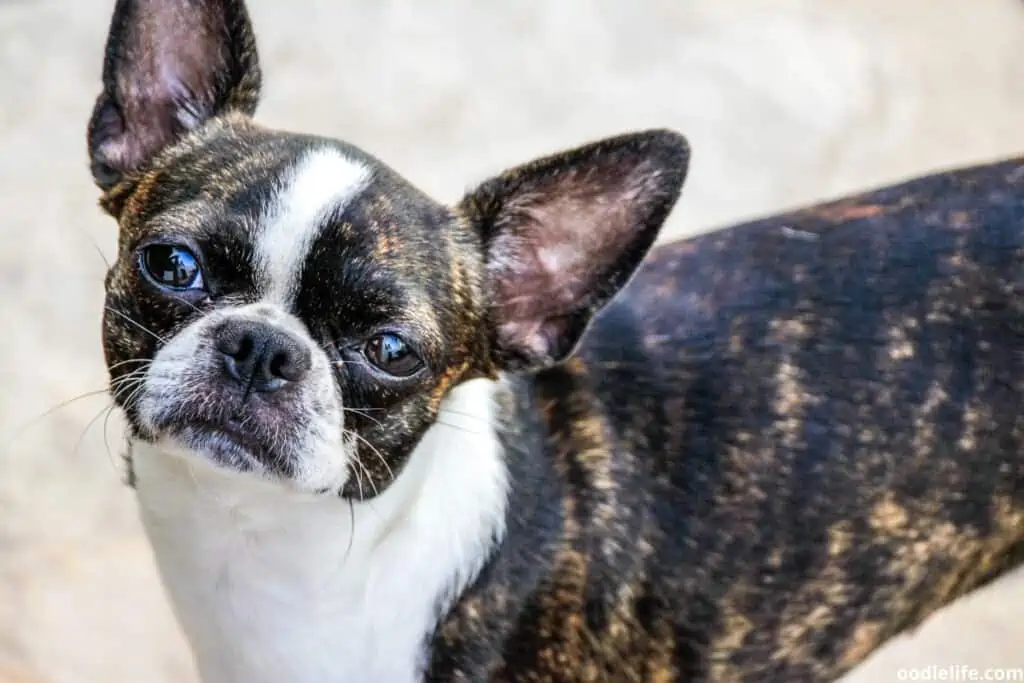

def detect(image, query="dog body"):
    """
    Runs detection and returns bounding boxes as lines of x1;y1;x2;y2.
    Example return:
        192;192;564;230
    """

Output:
429;158;1024;683
88;1;1024;682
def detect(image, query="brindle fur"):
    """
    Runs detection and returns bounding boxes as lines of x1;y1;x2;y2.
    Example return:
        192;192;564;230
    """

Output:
431;159;1024;681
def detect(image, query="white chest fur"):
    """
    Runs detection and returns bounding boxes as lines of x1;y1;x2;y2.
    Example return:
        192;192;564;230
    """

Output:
132;379;508;683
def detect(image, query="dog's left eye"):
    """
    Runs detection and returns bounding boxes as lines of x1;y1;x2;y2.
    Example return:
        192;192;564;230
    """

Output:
140;244;204;291
363;333;423;377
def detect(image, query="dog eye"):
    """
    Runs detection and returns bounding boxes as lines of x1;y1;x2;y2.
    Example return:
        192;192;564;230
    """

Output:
363;333;423;377
141;244;204;291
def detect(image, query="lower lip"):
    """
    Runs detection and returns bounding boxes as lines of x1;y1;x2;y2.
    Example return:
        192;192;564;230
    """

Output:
180;423;268;467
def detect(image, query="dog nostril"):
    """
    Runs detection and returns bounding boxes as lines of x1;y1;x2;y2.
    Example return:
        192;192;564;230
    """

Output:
232;335;255;362
268;345;312;383
268;351;291;380
215;327;254;361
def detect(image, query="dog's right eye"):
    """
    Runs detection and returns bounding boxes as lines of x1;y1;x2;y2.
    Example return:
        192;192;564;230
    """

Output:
140;244;205;291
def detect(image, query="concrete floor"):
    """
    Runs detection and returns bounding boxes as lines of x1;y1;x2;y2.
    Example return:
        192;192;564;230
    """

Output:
1;0;1023;681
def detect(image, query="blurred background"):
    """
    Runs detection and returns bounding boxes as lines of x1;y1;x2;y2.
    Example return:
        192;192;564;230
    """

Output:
2;0;1024;680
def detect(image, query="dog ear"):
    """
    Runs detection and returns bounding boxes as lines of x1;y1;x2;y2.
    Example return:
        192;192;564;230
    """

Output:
87;0;262;190
460;129;690;372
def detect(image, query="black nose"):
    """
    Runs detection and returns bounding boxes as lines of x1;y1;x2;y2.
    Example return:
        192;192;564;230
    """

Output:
213;319;312;393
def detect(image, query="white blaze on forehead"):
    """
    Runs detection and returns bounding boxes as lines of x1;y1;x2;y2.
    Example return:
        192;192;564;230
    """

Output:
256;147;371;305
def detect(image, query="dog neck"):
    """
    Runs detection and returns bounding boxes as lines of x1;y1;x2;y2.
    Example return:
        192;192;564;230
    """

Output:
131;377;509;683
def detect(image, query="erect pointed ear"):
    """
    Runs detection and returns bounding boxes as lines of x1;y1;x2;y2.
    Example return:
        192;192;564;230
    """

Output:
86;0;261;190
460;129;690;372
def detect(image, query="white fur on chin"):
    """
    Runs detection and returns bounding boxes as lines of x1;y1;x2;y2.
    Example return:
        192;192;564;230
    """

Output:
132;377;508;683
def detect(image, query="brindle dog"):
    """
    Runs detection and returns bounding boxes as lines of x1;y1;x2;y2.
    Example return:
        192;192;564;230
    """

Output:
86;0;1024;680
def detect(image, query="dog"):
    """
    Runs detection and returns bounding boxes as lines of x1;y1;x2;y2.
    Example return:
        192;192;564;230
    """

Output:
87;0;1024;681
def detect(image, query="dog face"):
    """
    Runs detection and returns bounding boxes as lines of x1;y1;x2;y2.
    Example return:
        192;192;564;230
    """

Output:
89;0;690;497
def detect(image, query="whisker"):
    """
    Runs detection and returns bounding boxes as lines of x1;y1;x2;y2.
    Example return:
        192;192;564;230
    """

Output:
353;453;377;499
3;388;115;452
104;306;167;344
433;417;488;437
352;457;366;500
311;492;361;599
345;498;356;558
110;366;151;383
116;380;150;412
167;293;202;313
110;366;152;387
348;430;393;486
100;404;125;473
111;374;146;394
436;407;492;424
72;402;119;472
344;430;382;499
342;407;384;428
90;240;112;269
110;370;154;407
106;358;154;374
360;456;380;499
38;388;110;416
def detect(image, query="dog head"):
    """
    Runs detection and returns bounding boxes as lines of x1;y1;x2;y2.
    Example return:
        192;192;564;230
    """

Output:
89;0;690;497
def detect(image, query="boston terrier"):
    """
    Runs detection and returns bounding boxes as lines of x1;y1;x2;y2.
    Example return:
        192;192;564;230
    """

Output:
87;0;1024;681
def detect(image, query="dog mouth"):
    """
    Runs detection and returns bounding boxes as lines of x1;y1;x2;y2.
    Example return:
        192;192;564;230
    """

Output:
173;418;287;475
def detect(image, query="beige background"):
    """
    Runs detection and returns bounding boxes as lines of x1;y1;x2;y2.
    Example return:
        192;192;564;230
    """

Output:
1;1;1023;681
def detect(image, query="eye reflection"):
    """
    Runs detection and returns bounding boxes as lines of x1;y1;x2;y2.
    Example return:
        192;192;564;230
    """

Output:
141;244;203;290
363;333;423;377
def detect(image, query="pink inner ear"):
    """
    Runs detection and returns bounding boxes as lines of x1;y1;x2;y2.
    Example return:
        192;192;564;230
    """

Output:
98;2;228;175
473;129;687;365
488;160;656;329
